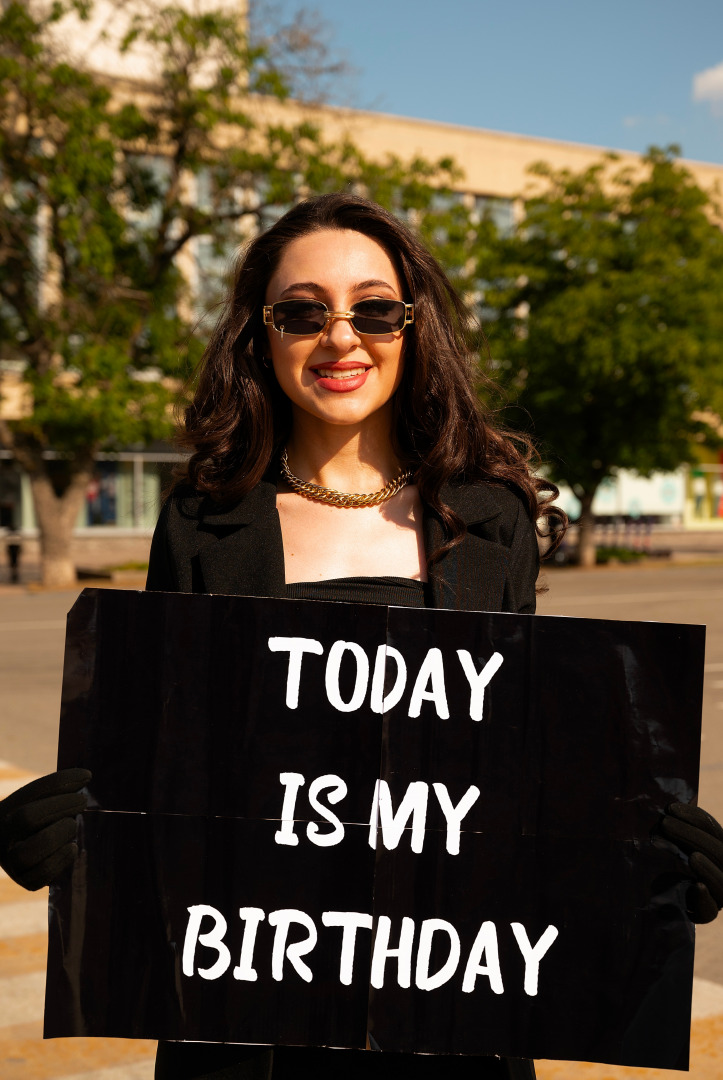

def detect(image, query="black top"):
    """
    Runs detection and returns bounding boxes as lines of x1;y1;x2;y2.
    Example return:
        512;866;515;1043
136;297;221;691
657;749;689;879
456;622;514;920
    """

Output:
145;477;540;615
285;575;428;608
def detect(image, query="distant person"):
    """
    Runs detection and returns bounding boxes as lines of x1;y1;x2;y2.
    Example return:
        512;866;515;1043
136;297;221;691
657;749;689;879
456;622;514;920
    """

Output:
713;474;723;519
692;473;707;518
5;528;22;584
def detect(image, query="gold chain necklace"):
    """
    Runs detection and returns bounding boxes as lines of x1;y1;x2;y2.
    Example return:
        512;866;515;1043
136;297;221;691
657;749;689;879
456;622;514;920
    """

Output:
280;449;413;508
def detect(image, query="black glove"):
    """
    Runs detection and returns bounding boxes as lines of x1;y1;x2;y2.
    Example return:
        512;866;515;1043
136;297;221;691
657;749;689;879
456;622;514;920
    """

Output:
0;768;91;891
660;802;723;924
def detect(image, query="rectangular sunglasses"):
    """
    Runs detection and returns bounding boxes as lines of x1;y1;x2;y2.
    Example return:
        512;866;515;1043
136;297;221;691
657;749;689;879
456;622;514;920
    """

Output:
262;298;414;337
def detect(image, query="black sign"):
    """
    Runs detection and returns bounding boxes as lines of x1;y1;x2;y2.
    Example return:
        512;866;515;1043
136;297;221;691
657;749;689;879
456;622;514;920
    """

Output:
45;589;704;1070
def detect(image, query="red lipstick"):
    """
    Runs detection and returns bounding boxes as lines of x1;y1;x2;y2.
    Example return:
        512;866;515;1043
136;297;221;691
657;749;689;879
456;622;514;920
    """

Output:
312;361;371;393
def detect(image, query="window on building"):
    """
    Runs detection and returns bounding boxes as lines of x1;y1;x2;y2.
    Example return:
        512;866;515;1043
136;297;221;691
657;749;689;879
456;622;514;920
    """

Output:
125;155;173;233
473;195;515;237
85;462;118;526
194;235;235;310
80;458;165;529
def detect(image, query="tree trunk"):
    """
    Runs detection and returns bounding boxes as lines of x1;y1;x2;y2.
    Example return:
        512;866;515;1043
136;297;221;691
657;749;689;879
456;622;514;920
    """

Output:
29;465;94;588
577;488;598;568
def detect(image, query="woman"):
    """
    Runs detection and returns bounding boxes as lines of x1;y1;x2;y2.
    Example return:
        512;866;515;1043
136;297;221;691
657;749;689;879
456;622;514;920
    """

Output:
146;192;550;613
1;193;722;1080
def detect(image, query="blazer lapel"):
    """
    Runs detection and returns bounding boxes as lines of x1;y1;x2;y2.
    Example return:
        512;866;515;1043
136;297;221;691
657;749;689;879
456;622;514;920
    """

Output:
425;483;509;612
192;475;511;611
196;481;287;598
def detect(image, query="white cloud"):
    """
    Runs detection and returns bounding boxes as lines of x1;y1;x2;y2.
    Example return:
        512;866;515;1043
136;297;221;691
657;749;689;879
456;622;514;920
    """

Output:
692;61;723;108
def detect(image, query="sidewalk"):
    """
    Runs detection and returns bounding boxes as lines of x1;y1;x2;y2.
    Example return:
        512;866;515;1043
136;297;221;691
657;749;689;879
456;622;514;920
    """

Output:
1;756;722;1079
542;527;723;571
630;526;723;563
0;574;147;594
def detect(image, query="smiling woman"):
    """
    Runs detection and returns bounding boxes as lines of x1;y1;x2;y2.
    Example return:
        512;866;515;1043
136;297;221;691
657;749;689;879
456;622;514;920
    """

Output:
142;197;567;1079
165;192;565;602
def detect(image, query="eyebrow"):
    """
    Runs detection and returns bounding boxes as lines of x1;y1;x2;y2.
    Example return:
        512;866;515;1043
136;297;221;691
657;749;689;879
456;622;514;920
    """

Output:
279;279;398;298
279;281;323;297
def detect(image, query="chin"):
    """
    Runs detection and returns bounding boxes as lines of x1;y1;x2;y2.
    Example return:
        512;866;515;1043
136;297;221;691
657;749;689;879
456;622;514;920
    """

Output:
296;395;391;427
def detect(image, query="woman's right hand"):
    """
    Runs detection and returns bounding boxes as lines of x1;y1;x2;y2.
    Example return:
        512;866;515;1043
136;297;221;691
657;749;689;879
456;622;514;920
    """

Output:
0;768;91;891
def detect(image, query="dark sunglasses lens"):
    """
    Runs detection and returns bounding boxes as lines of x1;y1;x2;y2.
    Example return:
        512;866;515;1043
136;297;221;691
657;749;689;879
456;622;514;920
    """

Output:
272;300;327;334
351;299;407;334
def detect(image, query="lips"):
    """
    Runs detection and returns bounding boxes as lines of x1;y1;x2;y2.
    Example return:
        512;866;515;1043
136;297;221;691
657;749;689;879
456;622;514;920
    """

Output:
312;362;371;393
315;366;367;379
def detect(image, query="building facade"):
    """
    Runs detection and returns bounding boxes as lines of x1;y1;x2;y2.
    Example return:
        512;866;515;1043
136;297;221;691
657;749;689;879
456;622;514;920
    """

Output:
2;6;722;574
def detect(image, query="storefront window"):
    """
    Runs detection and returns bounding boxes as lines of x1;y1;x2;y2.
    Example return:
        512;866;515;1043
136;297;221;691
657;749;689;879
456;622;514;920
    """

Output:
73;457;166;529
85;463;118;526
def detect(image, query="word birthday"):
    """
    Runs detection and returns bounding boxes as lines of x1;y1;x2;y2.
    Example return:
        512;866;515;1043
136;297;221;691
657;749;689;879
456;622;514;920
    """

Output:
268;637;504;719
182;905;560;996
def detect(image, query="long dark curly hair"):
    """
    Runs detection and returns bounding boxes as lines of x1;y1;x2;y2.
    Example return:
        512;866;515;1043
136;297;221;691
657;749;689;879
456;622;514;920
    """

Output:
177;192;566;559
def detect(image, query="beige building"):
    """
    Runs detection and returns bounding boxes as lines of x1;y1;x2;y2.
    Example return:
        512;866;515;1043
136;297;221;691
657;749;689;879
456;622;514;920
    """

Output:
280;97;723;209
2;11;723;573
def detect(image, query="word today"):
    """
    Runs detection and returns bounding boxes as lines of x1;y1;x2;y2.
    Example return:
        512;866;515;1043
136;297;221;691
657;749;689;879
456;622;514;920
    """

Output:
268;637;505;720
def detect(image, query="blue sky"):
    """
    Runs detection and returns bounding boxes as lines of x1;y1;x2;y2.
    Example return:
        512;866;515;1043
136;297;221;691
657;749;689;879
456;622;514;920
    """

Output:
275;0;723;164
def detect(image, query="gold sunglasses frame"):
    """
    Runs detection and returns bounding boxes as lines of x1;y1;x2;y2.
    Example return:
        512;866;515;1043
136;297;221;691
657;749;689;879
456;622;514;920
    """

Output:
262;299;414;339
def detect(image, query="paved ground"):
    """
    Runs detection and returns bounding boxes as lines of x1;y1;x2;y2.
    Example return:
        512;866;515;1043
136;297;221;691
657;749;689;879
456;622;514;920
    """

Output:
1;563;723;1078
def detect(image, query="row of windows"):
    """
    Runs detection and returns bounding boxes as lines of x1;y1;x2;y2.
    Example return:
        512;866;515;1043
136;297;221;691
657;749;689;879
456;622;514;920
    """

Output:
0;455;178;532
189;174;516;313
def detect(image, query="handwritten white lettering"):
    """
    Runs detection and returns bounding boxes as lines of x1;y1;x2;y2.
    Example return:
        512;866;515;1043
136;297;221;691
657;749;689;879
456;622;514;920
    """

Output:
181;907;560;995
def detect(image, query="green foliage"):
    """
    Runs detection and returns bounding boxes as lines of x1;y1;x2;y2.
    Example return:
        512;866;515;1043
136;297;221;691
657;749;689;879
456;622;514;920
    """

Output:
0;0;460;488
595;546;646;565
0;0;185;463
486;148;723;501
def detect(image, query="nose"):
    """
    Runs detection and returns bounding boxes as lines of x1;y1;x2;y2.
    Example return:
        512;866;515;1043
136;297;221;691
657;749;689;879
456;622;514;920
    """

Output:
320;312;361;351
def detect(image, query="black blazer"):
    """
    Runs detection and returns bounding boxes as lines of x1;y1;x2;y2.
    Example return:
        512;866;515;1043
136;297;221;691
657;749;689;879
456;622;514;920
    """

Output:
146;478;539;614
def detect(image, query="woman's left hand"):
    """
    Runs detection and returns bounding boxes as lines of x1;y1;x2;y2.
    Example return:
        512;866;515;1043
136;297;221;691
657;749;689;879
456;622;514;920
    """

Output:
660;802;723;923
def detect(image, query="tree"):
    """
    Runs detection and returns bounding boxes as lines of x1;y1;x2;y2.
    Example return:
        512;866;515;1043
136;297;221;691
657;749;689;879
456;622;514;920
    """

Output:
0;0;458;585
486;148;723;565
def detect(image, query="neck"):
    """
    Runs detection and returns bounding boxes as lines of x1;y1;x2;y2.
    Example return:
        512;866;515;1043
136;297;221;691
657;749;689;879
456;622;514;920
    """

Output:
285;408;402;493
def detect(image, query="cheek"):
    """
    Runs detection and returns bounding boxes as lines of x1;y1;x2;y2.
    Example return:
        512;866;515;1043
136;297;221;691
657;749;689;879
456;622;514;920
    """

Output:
269;342;306;394
383;340;405;391
270;353;290;391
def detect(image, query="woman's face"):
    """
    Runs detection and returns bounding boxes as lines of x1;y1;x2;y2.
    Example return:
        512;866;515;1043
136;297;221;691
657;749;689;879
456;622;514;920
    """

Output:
264;228;407;429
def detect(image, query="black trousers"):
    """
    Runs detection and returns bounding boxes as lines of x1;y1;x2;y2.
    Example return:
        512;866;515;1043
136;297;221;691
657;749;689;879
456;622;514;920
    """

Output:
155;1043;537;1080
